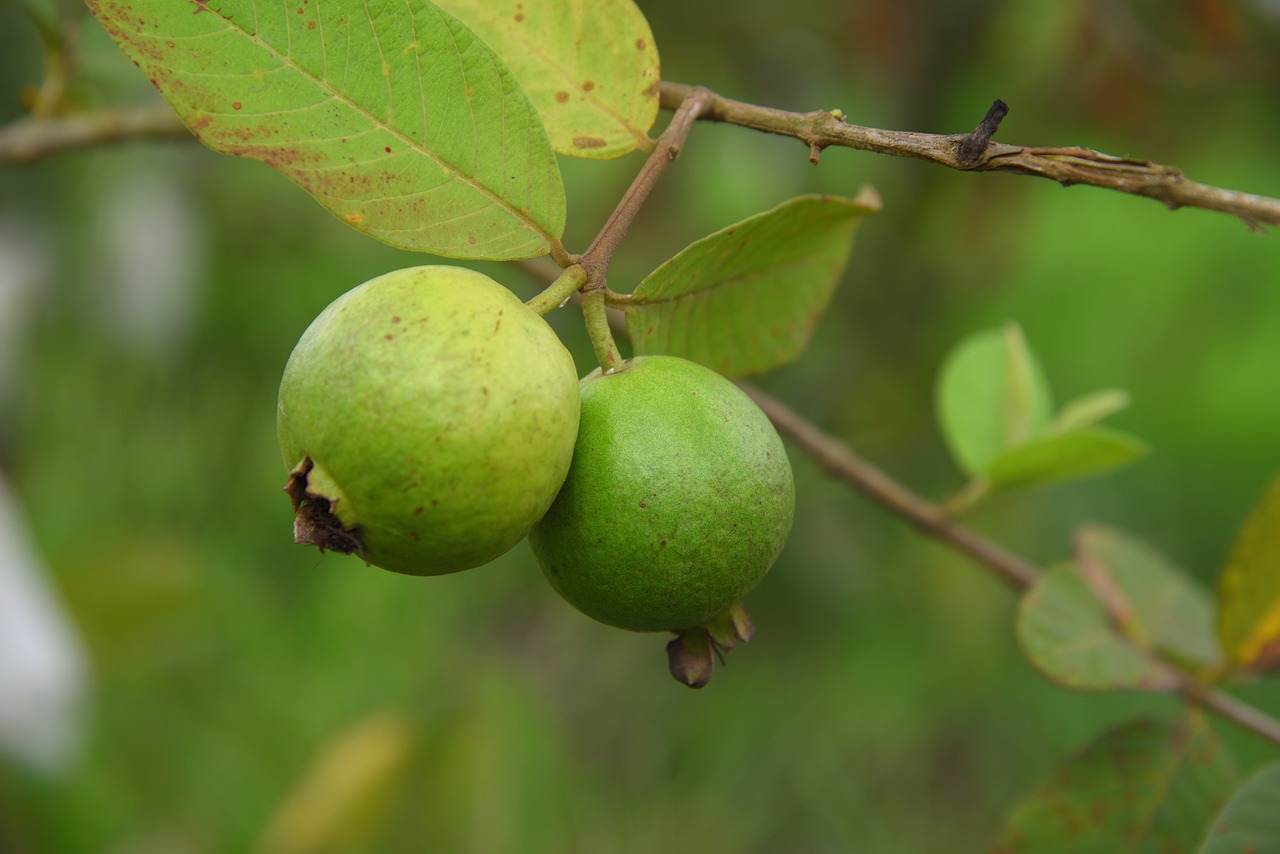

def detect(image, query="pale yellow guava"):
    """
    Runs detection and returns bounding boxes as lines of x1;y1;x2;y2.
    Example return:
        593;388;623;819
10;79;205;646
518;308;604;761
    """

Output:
277;265;580;575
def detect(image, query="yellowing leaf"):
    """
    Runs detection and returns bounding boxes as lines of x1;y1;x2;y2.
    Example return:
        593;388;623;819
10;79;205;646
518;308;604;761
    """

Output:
257;711;416;854
1217;471;1280;667
435;0;660;159
86;0;566;260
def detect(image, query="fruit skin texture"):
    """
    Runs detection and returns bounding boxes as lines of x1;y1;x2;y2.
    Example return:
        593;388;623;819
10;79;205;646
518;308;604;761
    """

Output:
277;265;580;576
528;356;794;632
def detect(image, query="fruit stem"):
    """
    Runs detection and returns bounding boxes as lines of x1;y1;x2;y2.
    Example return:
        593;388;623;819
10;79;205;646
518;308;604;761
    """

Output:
525;264;588;316
581;287;622;372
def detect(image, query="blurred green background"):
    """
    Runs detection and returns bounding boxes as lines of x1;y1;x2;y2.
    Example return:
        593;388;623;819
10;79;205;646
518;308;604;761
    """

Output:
1;0;1278;851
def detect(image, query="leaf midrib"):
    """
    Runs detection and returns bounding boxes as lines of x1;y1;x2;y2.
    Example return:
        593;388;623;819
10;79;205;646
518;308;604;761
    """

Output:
136;0;557;246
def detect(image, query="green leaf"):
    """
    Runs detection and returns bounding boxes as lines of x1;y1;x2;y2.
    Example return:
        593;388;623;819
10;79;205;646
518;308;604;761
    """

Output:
624;192;880;377
1018;526;1221;691
984;427;1148;489
86;0;566;260
1199;763;1280;854
1217;471;1280;668
1051;388;1132;433
994;716;1237;854
937;322;1054;476
435;0;659;159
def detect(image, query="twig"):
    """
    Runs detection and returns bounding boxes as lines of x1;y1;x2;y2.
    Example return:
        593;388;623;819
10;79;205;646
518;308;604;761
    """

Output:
0;104;189;165
1191;684;1280;747
738;381;1280;749
660;81;1280;229
579;91;710;280
739;383;1040;590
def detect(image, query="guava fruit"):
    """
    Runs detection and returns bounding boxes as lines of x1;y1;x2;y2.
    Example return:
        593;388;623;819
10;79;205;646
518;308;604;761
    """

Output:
277;265;580;576
528;355;795;633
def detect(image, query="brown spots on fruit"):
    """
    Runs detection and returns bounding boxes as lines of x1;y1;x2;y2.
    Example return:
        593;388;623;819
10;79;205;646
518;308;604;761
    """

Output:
468;235;477;245
636;38;646;50
165;39;176;47
573;136;608;149
639;500;647;508
413;505;424;516
307;20;316;29
643;82;659;97
391;316;401;323
232;101;242;110
514;12;524;21
346;213;364;224
383;333;394;340
410;531;420;541
554;91;570;103
582;80;596;91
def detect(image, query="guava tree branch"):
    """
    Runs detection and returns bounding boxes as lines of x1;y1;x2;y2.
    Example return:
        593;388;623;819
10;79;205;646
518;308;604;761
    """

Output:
0;104;188;164
738;382;1280;749
660;81;1280;230
739;383;1040;590
8;88;1280;233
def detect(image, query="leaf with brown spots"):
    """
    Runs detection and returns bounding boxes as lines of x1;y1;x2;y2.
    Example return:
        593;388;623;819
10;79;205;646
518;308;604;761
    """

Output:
624;191;880;377
994;716;1237;854
1017;525;1222;693
435;0;659;159
86;0;566;260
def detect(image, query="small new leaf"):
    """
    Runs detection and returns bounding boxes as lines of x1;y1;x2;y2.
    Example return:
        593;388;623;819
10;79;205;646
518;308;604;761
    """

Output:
85;0;566;260
1217;470;1280;668
435;0;660;159
994;716;1236;854
1050;388;1132;433
983;427;1148;489
937;323;1054;476
625;192;880;377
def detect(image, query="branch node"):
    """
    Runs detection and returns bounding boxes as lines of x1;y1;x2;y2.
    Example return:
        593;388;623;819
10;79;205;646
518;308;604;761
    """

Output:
808;142;822;164
955;98;1009;168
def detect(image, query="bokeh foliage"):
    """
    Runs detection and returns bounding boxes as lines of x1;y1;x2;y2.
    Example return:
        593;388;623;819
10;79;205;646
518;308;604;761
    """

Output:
1;1;1279;851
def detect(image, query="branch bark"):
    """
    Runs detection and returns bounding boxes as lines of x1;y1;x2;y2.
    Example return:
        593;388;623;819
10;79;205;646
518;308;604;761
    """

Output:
660;81;1280;229
0;105;189;164
739;381;1280;749
8;87;1280;233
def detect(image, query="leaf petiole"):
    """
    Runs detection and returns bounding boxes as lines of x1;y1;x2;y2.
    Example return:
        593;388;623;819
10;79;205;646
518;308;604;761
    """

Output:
525;265;587;317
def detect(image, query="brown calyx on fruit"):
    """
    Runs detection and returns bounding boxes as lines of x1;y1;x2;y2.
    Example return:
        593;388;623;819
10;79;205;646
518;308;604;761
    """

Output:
285;458;366;558
666;602;756;689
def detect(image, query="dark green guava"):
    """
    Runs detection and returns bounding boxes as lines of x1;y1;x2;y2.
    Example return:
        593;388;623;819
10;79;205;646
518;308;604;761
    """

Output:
277;265;580;575
528;355;795;632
